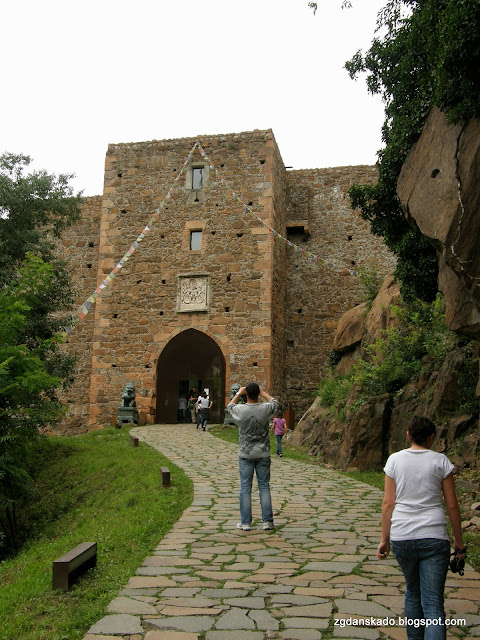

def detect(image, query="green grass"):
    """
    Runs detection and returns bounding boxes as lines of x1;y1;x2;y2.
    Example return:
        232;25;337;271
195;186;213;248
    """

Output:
343;470;385;491
0;426;193;640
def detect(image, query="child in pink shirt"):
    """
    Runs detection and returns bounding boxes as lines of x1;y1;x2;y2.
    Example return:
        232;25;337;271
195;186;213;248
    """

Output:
272;411;287;457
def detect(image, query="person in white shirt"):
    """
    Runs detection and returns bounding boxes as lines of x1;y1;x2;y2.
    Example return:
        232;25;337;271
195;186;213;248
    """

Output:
377;416;466;640
197;391;212;431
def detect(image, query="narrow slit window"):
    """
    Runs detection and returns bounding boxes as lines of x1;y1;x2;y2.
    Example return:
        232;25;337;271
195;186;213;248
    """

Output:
190;230;203;250
192;167;204;190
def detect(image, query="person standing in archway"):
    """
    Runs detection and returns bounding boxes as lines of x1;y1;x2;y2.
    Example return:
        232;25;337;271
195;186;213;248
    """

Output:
177;395;187;423
227;383;279;531
188;387;198;424
198;391;212;431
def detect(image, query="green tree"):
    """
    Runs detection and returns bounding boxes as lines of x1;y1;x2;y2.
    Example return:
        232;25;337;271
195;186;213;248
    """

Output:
0;153;82;335
0;255;67;548
0;154;82;551
341;0;480;301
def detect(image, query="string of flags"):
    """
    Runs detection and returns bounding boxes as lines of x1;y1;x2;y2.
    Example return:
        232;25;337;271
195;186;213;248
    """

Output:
67;141;359;334
66;144;197;333
196;143;359;277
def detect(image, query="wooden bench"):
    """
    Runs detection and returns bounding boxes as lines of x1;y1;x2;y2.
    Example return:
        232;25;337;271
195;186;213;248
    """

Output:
160;466;170;487
52;542;97;591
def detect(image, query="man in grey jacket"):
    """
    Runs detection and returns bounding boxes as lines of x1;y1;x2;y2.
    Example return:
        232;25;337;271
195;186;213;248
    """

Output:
227;382;280;531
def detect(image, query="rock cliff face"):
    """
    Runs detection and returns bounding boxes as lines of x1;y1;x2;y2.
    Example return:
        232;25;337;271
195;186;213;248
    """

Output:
397;107;480;338
289;275;479;471
290;108;480;472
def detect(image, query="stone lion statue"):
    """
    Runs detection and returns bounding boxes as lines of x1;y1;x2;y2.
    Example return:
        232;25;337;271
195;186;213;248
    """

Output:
224;382;244;426
121;382;136;407
229;383;241;400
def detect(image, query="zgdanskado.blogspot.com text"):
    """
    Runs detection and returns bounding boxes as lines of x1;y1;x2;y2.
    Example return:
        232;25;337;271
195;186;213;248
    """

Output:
334;617;466;629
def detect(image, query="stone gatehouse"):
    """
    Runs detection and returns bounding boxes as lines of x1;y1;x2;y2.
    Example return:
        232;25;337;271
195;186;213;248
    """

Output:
58;129;395;433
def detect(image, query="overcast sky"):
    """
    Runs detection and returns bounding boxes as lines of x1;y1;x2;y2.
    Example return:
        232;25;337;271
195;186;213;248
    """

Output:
1;0;386;197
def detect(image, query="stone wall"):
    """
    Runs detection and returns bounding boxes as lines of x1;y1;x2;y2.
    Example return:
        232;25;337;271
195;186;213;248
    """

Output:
87;130;282;428
284;167;396;418
57;131;397;432
57;196;102;433
269;140;288;403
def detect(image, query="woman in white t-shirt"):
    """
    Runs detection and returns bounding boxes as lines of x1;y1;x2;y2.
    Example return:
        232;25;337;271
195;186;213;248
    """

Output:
377;416;466;640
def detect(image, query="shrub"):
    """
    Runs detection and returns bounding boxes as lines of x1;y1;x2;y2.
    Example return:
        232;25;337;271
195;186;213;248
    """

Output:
358;266;383;309
317;295;478;418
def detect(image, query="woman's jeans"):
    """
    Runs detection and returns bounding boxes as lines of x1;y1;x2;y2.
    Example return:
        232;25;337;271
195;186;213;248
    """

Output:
391;538;450;640
276;434;283;454
239;456;273;524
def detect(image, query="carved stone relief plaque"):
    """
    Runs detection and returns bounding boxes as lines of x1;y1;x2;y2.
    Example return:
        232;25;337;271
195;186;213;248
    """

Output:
177;275;210;312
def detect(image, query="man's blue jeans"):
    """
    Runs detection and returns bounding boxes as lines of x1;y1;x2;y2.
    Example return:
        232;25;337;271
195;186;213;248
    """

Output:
391;538;450;640
239;456;273;525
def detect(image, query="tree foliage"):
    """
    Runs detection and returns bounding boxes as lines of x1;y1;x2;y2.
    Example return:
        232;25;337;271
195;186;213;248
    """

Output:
0;154;82;551
0;255;68;548
343;0;480;301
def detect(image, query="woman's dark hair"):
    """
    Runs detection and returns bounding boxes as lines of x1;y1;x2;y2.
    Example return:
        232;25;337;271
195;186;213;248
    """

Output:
407;416;436;446
245;382;260;400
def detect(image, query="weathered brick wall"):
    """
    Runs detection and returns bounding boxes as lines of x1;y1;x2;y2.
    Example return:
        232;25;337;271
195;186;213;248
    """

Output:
57;196;102;433
269;142;288;405
284;167;397;418
56;134;397;433
87;131;281;428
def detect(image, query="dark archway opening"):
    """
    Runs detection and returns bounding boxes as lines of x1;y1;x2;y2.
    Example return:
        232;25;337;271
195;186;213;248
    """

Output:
155;329;226;424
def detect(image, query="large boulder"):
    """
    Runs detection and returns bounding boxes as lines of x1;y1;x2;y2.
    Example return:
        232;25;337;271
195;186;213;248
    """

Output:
332;273;401;376
288;398;340;460
333;303;367;353
438;256;480;337
290;393;391;471
364;275;402;344
397;107;480;337
339;392;392;471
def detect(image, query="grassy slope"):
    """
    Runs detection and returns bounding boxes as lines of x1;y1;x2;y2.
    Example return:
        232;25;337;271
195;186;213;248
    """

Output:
0;427;193;640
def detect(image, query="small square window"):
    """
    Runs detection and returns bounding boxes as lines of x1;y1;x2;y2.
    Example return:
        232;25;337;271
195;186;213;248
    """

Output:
192;167;204;190
190;230;203;250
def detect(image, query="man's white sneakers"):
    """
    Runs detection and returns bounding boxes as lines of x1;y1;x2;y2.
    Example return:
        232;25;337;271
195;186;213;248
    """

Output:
237;522;275;531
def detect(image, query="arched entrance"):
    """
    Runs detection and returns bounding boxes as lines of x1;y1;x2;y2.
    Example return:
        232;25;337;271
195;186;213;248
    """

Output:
155;329;226;424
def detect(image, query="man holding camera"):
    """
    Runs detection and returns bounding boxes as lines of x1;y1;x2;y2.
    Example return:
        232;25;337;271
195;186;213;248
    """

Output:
227;382;279;531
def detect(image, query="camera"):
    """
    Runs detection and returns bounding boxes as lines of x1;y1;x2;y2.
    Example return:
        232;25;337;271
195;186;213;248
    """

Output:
449;551;466;576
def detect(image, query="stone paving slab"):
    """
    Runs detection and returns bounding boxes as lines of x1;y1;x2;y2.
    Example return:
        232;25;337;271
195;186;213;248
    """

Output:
144;632;199;640
279;629;323;640
87;613;144;635
107;596;158;615
81;424;480;640
206;632;264;640
144;616;215;632
281;618;330;629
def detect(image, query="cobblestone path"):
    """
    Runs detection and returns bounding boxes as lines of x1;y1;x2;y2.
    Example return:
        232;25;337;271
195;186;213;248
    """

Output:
84;425;480;640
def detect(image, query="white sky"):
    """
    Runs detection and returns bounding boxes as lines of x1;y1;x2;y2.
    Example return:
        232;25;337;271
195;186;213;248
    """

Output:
1;0;386;197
